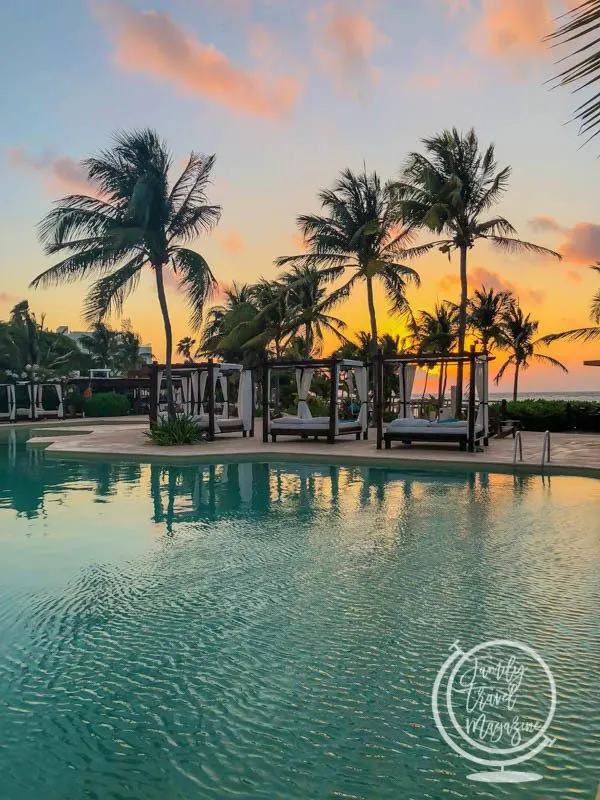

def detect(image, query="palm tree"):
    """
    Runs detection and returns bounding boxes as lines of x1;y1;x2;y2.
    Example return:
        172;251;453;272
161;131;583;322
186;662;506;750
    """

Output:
541;264;600;343
468;286;514;351
547;1;600;144
31;129;221;417
197;282;256;361
116;320;144;374
277;168;420;354
177;336;196;363
81;321;119;370
280;265;347;358
394;128;560;410
495;305;567;401
413;302;459;408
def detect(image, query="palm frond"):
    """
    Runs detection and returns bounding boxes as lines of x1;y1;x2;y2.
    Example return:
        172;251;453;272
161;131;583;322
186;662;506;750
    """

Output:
486;236;562;259
83;254;147;323
171;247;217;329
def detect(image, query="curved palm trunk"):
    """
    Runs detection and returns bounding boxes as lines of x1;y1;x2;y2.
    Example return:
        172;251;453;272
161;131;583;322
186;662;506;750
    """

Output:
154;262;175;419
455;246;468;414
305;322;311;359
365;276;378;349
513;361;520;402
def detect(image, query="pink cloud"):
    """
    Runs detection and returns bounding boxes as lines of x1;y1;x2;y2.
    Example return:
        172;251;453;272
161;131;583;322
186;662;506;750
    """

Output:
438;266;545;305
0;292;17;304
248;23;279;66
528;215;565;234
470;0;553;61
309;2;387;95
410;59;478;92
8;147;92;196
558;222;600;265
566;269;582;283
95;2;300;119
220;231;245;254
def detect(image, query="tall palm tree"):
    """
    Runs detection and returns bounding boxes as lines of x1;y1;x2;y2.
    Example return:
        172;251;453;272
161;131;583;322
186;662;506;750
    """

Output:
31;129;221;417
547;1;600;144
495;305;567;401
177;336;196;363
394;128;560;410
280;265;347;358
277;168;420;353
468;286;514;351
116;320;143;374
541;264;600;343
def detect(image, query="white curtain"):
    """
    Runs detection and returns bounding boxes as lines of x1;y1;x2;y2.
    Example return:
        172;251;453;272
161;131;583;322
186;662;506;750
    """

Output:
345;369;355;399
475;358;488;433
56;383;64;418
181;375;189;414
354;366;369;431
333;364;340;434
190;371;199;416
219;374;229;419
238;370;253;431
296;368;314;419
450;385;458;417
398;365;416;418
8;385;16;421
199;371;208;415
37;384;43;408
27;383;38;420
157;370;164;410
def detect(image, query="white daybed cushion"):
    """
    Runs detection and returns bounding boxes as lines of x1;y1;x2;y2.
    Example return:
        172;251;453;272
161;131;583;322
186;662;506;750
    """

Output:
388;418;434;429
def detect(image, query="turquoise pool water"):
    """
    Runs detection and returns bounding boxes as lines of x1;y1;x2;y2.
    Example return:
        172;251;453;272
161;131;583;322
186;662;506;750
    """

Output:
0;431;598;799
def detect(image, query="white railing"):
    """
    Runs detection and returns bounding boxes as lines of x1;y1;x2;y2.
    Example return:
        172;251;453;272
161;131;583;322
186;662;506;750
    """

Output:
541;430;551;471
513;430;524;464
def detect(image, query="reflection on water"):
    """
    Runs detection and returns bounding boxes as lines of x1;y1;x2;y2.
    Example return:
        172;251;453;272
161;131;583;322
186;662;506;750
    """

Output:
0;436;598;800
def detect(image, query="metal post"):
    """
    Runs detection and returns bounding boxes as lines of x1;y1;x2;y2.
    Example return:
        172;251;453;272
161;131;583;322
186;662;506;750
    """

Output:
376;349;383;450
262;362;269;443
250;369;255;438
207;359;216;441
467;346;476;453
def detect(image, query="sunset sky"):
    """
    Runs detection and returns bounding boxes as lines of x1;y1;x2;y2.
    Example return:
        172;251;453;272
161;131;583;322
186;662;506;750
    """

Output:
1;0;600;391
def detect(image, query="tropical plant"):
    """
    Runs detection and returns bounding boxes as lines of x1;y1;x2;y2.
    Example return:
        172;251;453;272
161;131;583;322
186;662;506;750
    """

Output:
146;414;206;446
197;282;259;363
31;129;221;418
84;391;131;417
547;0;600;144
116;319;144;373
541;264;600;343
177;336;197;363
412;302;459;407
81;321;119;370
0;301;83;379
494;305;567;401
467;286;514;351
394;128;560;410
279;265;347;358
277;168;420;354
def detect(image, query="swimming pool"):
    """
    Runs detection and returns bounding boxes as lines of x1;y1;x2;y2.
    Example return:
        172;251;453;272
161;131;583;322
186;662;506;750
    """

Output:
0;433;598;799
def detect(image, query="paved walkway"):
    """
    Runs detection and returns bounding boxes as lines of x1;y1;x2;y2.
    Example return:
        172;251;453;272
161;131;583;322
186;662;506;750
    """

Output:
17;420;600;477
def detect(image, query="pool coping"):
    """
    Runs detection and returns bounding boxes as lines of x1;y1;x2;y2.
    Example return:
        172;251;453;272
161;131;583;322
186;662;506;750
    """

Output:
25;427;600;479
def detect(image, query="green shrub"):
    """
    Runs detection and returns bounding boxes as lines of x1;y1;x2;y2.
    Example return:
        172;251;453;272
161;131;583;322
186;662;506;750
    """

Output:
146;415;206;446
492;399;600;433
65;391;86;414
84;392;131;417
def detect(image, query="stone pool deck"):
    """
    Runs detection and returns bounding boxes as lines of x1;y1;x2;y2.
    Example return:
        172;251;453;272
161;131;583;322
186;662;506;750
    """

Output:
11;418;600;477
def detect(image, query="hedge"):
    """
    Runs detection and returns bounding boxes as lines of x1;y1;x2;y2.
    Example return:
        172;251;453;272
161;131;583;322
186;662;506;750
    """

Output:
84;392;131;418
492;399;600;433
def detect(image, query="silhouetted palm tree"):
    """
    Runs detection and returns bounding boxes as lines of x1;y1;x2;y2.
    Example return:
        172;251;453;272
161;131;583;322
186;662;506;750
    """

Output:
177;336;196;363
413;302;459;407
277;168;420;352
31;129;221;417
280;265;347;358
468;286;514;351
394;128;560;410
495;305;567;401
547;1;600;144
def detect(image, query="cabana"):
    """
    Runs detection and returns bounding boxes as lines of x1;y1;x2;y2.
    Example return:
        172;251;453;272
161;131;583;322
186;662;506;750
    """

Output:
13;382;64;420
0;384;16;421
376;348;490;452
149;361;254;440
262;358;369;444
